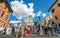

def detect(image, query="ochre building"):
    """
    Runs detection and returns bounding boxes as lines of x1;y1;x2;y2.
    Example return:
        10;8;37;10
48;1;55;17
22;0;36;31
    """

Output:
48;0;60;26
0;0;13;27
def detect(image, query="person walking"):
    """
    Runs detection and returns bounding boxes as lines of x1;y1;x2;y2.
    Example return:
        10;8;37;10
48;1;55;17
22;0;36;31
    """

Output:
58;27;60;36
12;26;15;35
26;26;31;38
41;23;45;35
20;25;24;38
44;23;48;35
37;24;40;35
15;23;20;37
48;23;53;35
6;26;12;35
53;24;58;34
26;26;31;36
3;27;7;35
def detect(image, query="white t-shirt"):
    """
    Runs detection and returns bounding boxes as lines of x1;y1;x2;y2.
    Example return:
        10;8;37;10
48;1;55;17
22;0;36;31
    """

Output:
48;24;52;28
6;27;11;35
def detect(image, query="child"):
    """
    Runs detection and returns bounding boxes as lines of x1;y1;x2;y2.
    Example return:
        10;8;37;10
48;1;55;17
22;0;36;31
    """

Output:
26;26;31;36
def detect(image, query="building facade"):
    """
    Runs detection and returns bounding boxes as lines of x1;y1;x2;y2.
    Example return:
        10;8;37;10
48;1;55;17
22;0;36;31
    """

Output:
45;15;52;25
0;0;13;27
25;17;34;25
48;0;60;26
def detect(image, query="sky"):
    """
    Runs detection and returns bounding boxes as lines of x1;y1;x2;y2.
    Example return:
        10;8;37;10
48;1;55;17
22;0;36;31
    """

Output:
8;0;56;23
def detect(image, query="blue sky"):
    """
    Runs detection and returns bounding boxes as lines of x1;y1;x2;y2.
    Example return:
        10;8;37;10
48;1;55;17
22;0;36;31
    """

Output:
8;0;56;22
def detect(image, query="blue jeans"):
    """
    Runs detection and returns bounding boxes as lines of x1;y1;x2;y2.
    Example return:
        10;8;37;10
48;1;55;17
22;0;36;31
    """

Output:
58;28;60;34
48;27;53;35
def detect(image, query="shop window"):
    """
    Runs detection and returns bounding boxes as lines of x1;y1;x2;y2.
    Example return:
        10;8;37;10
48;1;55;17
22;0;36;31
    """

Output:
51;9;55;13
58;3;60;7
55;15;58;20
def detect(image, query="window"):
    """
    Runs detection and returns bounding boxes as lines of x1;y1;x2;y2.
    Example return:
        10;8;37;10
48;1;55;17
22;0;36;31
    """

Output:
51;9;55;13
58;23;60;28
1;11;4;17
58;3;60;7
3;24;5;27
52;21;54;24
55;15;58;20
5;15;8;20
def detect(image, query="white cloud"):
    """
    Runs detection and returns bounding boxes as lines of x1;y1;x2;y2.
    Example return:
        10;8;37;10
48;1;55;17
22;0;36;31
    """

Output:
9;20;23;23
20;0;24;4
10;0;36;20
28;3;34;15
42;13;46;17
36;11;46;18
31;13;36;17
36;11;42;16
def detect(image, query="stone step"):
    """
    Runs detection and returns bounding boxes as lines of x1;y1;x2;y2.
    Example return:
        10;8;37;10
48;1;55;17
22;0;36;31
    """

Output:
0;35;59;38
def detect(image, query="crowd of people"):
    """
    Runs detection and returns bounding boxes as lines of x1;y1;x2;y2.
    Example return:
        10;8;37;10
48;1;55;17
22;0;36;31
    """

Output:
2;23;60;38
33;23;60;36
2;24;32;38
